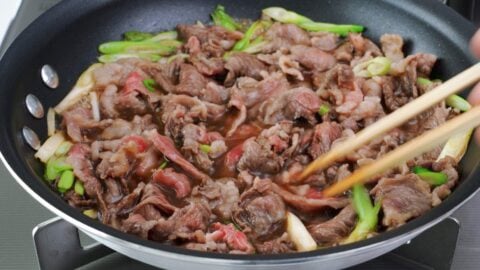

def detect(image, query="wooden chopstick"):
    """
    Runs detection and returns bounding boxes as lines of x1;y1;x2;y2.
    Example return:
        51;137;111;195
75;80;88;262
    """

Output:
322;104;480;197
299;62;480;181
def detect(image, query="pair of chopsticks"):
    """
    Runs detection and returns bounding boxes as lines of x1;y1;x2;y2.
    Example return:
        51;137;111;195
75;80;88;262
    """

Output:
299;62;480;197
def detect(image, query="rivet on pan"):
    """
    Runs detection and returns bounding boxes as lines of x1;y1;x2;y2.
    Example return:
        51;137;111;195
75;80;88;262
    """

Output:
25;94;44;119
22;126;41;150
41;64;59;89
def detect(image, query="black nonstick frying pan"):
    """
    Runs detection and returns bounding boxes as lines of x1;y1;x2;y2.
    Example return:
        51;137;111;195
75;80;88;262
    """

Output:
0;0;478;269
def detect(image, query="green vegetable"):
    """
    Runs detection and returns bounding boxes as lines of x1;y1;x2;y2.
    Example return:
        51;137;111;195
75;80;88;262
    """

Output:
345;184;381;244
57;170;75;193
74;181;85;196
124;31;154;41
98;53;162;63
233;20;271;52
150;31;178;42
211;5;240;31
318;104;330;116
98;39;181;55
262;7;364;36
446;94;471;112
353;57;391;77
83;209;98;219
44;156;73;182
159;160;168;170
54;141;73;156
416;77;432;87
199;144;211;154
413;166;448;186
143;79;158;92
167;53;189;64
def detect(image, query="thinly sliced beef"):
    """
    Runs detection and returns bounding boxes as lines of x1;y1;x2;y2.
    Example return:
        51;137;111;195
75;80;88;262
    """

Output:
205;223;254;253
431;157;459;206
177;24;242;56
152;168;192;198
224;52;267;86
308;122;343;158
372;174;432;227
254;232;295;254
270;181;349;212
62;106;113;142
191;178;240;220
67;144;102;198
290;45;337;72
134;183;177;220
308;205;356;245
146;129;210;181
263;23;310;52
311;32;340;51
260;87;321;125
380;34;404;62
233;179;286;240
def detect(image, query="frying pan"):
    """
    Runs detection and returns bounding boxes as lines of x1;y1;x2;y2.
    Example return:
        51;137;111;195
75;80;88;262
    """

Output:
0;0;478;269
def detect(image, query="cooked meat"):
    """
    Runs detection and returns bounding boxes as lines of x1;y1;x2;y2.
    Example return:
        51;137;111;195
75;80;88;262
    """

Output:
46;11;462;254
308;205;357;245
372;174;432;227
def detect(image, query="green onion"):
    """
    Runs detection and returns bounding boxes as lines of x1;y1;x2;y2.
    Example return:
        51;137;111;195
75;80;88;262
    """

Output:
74;181;85;196
446;94;471;112
98;40;181;55
83;209;98;219
159;160;169;170
54;141;73;156
232;20;271;52
149;31;178;42
143;79;158;92
413;167;448;186
57;170;75;193
98;53;162;63
167;53;189;64
412;166;430;174
211;5;240;31
353;57;391;78
199;144;211;154
416;77;432;87
124;31;154;41
262;7;364;36
345;184;382;244
318;104;330;116
44;156;73;182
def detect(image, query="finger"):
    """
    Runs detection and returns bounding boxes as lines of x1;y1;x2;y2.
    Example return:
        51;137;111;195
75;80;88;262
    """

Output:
475;128;480;146
470;30;480;58
468;83;480;105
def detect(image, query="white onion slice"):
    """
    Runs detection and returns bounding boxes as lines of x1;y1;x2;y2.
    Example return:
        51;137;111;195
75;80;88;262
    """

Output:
89;91;100;121
34;132;65;163
46;108;55;136
286;211;317;252
54;63;103;114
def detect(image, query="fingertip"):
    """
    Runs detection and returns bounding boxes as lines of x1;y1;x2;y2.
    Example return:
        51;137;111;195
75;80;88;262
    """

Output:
475;128;480;146
470;30;480;58
468;83;480;106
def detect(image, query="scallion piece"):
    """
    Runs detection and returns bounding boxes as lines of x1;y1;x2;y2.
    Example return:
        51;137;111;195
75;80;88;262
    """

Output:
262;7;364;36
74;181;85;196
416;77;432;87
57;170;75;193
124;31;154;41
233;20;271;52
55;141;73;156
446;94;471;112
83;209;98;219
143;79;157;92
98;53;162;63
44;157;61;182
345;184;381;243
199;144;211;154
98;40;181;55
159;160;168;170
211;5;240;31
353;57;391;78
413;167;448;186
318;104;330;116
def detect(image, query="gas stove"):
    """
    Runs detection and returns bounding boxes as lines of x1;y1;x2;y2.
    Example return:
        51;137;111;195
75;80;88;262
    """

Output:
0;1;479;269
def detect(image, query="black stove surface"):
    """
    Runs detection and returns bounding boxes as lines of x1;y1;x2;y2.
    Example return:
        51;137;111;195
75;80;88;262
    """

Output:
0;1;479;269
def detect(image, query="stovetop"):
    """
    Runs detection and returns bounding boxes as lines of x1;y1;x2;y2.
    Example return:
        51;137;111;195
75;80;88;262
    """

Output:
0;1;479;269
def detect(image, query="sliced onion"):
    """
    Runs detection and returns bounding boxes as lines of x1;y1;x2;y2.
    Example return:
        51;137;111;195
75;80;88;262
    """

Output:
89;91;100;121
46;108;55;136
34;132;66;163
286;211;317;252
54;63;103;114
437;129;473;163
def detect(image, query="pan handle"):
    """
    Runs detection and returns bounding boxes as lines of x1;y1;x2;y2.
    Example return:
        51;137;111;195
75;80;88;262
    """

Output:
32;217;114;270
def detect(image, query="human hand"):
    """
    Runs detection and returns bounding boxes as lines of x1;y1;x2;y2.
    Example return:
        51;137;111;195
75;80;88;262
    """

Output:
468;30;480;143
